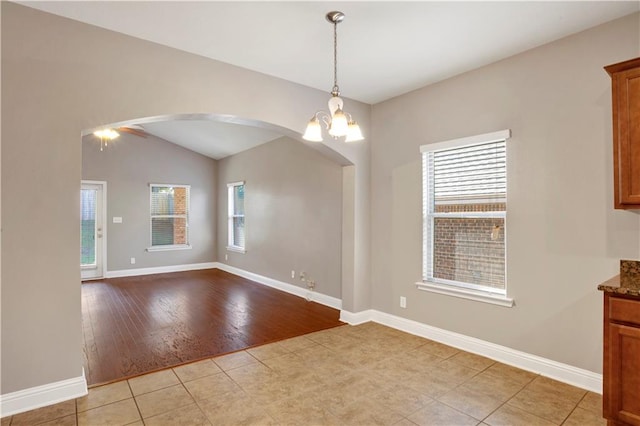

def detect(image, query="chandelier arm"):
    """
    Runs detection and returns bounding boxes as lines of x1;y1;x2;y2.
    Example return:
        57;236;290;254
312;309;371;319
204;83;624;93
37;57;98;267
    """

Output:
316;111;332;129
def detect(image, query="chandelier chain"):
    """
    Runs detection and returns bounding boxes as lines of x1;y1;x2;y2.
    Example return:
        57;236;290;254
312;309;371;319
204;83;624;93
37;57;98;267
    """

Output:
333;21;338;92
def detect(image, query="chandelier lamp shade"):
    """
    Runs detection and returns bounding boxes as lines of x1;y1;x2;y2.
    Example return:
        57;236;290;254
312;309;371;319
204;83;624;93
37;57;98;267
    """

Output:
303;11;364;143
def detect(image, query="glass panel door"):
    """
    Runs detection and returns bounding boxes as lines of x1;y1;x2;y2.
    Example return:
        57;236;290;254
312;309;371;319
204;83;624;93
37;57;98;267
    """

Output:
81;182;104;279
81;188;97;266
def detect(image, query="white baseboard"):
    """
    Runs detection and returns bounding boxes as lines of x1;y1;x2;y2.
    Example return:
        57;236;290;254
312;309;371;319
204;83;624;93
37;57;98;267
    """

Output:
0;370;87;417
214;262;342;310
340;309;375;325
340;309;602;394
105;262;217;278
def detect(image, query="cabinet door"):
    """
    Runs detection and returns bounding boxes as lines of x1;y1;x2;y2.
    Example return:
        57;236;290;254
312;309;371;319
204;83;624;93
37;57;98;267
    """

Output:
605;323;640;425
614;66;640;208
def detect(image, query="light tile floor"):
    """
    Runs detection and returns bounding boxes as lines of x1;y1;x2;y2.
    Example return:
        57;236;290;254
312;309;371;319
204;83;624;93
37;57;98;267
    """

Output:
2;323;605;425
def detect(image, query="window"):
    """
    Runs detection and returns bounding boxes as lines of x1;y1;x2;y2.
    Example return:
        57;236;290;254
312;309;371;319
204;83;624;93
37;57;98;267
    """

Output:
418;130;513;307
148;184;190;251
227;181;245;252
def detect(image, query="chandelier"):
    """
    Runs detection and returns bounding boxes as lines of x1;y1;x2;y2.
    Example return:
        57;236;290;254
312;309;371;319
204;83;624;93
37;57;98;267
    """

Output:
303;11;364;143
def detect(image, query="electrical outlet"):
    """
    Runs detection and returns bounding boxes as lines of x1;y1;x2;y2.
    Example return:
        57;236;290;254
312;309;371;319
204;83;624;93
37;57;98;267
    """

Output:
300;271;306;281
400;296;407;308
291;270;296;279
225;254;228;261
130;257;136;265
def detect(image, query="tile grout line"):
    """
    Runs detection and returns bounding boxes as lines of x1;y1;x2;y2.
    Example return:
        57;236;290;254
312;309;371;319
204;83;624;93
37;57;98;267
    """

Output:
175;374;211;426
126;378;145;424
477;373;536;424
558;390;589;426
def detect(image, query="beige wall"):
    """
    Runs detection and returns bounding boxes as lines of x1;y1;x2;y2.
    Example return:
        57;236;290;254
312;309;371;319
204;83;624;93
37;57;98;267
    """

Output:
370;13;640;373
217;137;343;298
1;3;371;394
82;132;217;271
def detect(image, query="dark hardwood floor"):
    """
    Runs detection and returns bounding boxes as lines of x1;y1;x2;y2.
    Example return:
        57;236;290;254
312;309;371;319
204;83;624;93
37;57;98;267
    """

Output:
81;268;344;386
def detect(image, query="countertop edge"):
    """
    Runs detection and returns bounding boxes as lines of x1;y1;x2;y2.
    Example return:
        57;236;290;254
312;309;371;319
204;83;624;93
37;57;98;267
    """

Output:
598;274;640;297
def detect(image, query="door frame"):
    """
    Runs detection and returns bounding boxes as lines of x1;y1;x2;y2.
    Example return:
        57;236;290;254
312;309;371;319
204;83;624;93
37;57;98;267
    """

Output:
81;180;107;280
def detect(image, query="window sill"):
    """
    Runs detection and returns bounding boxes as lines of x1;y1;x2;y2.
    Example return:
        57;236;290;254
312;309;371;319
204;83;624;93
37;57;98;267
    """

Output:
416;281;514;307
226;246;246;254
146;245;192;252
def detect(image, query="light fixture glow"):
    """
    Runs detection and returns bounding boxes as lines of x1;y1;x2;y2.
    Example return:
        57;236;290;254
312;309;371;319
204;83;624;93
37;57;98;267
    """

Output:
302;116;323;142
303;11;364;143
328;107;348;137
93;128;120;140
93;128;120;151
345;120;364;142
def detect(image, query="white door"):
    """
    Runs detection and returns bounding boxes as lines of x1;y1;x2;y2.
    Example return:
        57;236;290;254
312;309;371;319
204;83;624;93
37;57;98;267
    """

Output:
81;181;106;280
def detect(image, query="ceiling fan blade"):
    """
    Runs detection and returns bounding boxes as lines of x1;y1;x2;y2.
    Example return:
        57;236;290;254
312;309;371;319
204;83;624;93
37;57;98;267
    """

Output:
117;126;148;138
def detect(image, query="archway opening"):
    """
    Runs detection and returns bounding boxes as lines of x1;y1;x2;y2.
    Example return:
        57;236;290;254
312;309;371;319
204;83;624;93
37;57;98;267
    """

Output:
80;113;354;385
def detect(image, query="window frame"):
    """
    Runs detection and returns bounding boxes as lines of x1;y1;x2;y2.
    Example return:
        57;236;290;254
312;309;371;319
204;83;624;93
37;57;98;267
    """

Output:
147;183;192;252
417;130;514;307
227;181;246;253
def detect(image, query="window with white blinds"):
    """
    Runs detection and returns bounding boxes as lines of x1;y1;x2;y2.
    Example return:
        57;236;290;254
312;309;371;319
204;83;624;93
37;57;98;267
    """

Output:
227;181;246;252
149;184;190;250
420;130;510;299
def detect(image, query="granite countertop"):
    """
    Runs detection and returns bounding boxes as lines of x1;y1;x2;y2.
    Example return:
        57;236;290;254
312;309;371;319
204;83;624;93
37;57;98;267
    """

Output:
598;275;640;297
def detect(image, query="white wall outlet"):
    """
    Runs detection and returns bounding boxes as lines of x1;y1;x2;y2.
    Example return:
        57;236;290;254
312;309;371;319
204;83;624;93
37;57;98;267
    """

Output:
225;254;228;261
291;270;296;279
400;296;407;308
300;271;306;281
130;257;136;265
113;216;123;223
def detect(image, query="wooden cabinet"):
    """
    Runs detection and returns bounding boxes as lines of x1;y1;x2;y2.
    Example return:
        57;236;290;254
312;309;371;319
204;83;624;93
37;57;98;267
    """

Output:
603;293;640;425
605;58;640;209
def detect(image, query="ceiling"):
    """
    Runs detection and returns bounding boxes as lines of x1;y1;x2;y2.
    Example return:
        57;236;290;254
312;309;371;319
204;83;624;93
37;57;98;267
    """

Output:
139;119;285;160
23;1;639;158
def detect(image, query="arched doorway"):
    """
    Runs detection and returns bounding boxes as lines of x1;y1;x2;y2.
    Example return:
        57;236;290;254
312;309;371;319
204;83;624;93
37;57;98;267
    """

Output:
80;113;355;384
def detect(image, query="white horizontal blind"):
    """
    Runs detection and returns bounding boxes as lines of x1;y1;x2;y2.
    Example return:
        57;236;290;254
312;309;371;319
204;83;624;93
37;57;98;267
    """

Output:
433;141;506;201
